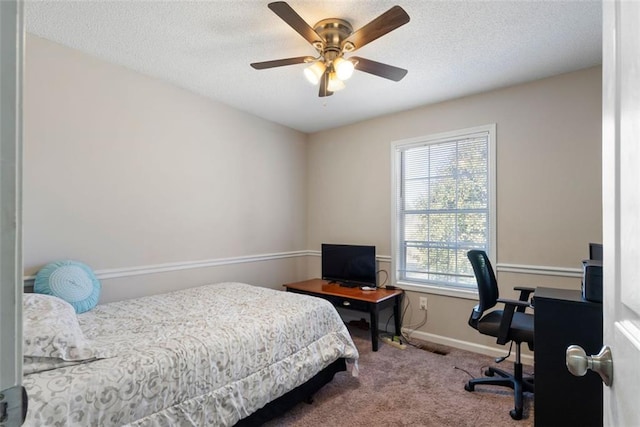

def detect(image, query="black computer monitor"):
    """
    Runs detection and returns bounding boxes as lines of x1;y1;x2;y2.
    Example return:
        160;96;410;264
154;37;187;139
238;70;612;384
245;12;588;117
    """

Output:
589;243;603;261
321;243;376;287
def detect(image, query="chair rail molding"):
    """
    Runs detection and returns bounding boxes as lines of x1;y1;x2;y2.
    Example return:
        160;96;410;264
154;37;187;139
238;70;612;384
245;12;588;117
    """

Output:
23;252;582;285
23;250;312;284
496;263;582;278
311;250;581;278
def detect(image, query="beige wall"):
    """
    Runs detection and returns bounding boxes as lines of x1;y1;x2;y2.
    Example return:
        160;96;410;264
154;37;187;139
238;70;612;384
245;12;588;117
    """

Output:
23;35;309;302
306;67;602;355
24;34;602;356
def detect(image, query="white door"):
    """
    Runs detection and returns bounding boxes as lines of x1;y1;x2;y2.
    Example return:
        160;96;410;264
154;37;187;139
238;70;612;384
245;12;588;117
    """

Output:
602;0;640;425
0;0;24;424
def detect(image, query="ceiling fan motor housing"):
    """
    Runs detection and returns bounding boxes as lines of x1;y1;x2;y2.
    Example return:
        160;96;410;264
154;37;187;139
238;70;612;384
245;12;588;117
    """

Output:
313;18;353;60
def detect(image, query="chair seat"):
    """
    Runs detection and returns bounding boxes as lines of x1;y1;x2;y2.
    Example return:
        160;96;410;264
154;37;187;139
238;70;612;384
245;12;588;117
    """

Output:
477;310;534;344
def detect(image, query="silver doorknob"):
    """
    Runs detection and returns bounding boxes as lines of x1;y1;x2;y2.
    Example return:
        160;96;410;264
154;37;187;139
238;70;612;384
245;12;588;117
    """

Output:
566;345;613;386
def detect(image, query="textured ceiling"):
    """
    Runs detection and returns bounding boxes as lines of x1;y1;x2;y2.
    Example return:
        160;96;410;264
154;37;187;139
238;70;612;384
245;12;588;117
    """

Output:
25;0;602;133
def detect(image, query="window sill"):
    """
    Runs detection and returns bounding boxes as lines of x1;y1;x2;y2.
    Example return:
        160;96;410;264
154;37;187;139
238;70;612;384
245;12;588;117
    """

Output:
394;281;479;300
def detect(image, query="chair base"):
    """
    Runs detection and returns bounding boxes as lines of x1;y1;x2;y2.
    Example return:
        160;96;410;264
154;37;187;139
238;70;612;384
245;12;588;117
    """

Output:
464;363;534;420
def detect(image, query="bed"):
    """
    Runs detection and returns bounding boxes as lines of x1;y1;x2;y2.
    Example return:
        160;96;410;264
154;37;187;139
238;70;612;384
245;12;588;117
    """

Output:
22;282;359;426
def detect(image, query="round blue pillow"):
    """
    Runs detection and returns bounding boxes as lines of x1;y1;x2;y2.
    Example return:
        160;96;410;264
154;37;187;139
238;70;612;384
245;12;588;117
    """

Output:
34;260;101;314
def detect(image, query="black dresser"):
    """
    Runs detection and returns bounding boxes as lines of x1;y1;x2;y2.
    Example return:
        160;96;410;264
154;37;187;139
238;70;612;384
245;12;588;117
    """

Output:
534;287;603;427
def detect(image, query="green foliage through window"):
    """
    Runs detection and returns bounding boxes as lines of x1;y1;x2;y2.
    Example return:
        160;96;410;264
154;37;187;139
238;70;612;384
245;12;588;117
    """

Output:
393;127;494;290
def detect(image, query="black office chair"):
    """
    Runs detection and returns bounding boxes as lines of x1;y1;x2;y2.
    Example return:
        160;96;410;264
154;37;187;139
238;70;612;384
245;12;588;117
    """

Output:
464;250;535;420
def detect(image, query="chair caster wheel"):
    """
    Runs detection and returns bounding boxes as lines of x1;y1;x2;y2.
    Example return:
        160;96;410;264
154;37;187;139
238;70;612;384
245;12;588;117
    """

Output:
464;383;474;392
510;409;523;420
485;369;494;376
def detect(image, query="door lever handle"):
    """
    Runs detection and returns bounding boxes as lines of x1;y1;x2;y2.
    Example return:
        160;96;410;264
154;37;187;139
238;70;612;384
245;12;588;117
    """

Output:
566;345;613;386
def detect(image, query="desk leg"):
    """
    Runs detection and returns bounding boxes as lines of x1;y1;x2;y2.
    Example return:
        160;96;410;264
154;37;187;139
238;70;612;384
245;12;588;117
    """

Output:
393;294;402;337
370;305;379;352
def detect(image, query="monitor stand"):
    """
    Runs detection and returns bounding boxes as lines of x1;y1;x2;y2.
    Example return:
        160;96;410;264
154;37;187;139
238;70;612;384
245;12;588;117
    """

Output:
338;281;361;288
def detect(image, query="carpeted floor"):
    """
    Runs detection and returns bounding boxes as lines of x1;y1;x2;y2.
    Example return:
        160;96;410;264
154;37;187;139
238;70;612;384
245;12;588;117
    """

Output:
264;325;534;427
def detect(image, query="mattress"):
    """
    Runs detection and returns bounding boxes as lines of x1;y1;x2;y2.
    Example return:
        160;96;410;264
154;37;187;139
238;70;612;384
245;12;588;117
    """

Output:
23;282;359;426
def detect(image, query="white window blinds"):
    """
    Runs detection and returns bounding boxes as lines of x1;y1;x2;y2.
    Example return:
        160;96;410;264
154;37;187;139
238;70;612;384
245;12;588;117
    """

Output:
393;126;495;290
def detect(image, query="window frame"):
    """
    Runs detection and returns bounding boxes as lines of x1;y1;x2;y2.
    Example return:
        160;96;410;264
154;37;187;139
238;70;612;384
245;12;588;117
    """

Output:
390;124;497;299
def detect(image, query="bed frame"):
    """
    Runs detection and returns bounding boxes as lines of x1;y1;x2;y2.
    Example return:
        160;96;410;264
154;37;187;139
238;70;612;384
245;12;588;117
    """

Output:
236;358;346;426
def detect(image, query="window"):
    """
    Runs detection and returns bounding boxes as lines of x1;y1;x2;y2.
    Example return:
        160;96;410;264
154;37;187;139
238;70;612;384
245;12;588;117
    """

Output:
391;124;496;295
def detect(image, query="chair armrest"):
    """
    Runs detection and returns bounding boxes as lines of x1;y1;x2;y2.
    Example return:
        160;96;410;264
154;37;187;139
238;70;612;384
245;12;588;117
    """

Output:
497;298;531;308
496;298;532;345
513;286;535;312
514;286;535;294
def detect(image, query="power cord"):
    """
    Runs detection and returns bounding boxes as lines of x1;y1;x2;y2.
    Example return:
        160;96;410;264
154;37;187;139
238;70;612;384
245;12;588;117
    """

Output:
381;292;427;348
454;364;490;380
454;366;476;379
396;295;430;348
401;310;427;348
379;288;431;349
376;269;389;287
384;313;394;335
382;289;409;345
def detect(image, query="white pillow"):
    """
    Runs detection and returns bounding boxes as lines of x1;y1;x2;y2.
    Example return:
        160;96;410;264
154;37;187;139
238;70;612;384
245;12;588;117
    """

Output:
23;293;108;361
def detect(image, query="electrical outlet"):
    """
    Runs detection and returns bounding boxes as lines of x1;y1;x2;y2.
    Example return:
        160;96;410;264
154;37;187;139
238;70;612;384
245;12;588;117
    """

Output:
419;296;428;310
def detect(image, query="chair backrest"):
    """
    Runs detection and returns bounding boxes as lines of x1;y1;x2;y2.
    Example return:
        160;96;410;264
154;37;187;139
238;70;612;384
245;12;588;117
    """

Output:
467;250;499;316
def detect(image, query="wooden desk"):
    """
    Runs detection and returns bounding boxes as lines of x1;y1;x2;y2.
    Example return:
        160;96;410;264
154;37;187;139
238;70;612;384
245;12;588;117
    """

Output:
283;279;403;351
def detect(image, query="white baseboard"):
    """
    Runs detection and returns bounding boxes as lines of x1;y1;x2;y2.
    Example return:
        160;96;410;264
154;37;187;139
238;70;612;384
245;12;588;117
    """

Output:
402;327;534;365
338;310;534;365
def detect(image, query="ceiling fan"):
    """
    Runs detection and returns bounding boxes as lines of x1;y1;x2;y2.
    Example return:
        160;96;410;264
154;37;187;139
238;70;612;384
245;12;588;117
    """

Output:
250;2;410;97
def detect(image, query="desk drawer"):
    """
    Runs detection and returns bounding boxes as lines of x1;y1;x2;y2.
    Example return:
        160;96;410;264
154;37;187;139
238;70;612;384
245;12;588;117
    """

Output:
321;295;369;312
285;288;370;312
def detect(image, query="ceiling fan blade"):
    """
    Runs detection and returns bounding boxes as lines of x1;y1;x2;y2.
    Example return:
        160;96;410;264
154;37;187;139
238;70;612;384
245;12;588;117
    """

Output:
250;56;312;70
319;71;333;97
351;56;408;81
268;2;323;46
342;6;410;51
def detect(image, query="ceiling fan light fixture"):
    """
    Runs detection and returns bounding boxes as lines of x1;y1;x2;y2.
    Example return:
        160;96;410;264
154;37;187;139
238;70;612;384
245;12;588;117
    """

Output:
303;61;326;85
327;72;346;92
334;57;355;81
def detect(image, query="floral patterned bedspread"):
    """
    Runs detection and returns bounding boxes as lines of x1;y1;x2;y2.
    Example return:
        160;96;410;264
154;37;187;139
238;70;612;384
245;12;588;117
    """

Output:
23;282;359;426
